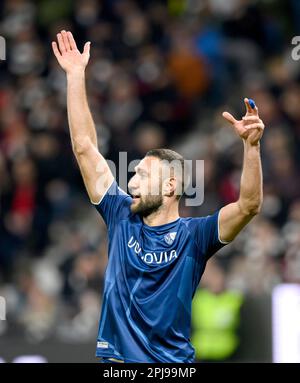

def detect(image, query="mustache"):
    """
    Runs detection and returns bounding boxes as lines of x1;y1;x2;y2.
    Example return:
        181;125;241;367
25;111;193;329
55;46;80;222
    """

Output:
128;188;140;197
129;192;141;198
128;190;163;197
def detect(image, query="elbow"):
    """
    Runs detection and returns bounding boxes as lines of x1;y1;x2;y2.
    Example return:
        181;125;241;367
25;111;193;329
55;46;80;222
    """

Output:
72;136;94;156
238;200;263;217
248;204;262;216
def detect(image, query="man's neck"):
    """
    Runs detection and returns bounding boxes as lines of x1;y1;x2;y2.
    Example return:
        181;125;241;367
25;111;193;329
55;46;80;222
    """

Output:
142;206;180;227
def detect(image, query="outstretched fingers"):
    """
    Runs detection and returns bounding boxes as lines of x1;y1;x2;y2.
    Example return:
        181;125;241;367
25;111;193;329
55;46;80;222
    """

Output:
56;32;66;53
67;31;77;50
222;111;238;125
52;30;91;70
61;30;71;51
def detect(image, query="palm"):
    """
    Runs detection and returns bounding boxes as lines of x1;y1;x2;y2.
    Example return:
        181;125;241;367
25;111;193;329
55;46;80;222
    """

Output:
233;113;253;138
52;30;90;73
58;49;88;72
222;99;264;145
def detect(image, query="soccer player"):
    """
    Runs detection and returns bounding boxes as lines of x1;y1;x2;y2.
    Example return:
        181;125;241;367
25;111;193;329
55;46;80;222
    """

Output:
52;31;264;363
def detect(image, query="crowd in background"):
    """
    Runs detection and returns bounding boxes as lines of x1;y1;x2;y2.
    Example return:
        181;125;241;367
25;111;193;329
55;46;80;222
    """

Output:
0;0;300;357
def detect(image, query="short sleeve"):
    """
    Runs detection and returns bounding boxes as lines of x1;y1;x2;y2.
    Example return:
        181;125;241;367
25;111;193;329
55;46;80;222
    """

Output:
92;179;132;231
192;210;229;260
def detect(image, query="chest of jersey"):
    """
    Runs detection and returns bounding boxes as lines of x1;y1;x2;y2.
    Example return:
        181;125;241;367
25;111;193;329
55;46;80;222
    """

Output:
116;218;190;269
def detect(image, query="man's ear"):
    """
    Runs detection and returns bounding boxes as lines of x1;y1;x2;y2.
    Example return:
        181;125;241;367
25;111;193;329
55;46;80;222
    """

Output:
164;177;176;197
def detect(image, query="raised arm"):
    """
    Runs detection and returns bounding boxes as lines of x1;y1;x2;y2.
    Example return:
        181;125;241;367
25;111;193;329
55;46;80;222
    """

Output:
218;98;264;243
52;30;114;204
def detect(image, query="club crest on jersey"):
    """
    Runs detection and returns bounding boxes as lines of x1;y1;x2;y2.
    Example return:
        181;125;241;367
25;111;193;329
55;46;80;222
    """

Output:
164;232;177;245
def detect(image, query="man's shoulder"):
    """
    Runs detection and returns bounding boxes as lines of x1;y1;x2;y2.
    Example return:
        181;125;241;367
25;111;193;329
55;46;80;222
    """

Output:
179;213;219;233
180;216;206;227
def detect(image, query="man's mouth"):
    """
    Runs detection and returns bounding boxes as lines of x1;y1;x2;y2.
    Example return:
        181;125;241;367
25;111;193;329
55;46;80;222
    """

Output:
131;194;141;202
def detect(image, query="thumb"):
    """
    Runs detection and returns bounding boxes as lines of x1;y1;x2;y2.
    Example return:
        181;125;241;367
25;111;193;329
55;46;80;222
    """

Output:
83;41;91;55
222;111;238;125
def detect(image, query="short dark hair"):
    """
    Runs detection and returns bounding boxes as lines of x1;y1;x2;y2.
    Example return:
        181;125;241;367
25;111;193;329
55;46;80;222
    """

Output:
145;148;188;200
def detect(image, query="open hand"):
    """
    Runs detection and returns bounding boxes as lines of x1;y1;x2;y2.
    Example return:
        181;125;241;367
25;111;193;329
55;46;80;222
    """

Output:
52;30;90;74
222;98;265;146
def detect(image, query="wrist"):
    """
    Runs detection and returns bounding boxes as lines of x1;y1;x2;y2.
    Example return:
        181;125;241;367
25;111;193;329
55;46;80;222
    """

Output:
66;68;86;80
243;139;260;149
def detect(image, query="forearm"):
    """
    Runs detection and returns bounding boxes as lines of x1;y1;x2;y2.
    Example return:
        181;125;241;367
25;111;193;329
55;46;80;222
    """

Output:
66;70;98;153
238;140;263;215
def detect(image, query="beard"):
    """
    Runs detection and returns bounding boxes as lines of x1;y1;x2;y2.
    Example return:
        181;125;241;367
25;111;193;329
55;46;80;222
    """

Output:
130;194;163;217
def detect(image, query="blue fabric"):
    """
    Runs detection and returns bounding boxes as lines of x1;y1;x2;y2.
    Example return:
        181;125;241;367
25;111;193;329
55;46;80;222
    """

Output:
93;180;226;363
99;357;124;363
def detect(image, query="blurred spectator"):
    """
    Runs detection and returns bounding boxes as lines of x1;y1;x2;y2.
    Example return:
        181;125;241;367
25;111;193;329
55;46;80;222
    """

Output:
192;259;244;362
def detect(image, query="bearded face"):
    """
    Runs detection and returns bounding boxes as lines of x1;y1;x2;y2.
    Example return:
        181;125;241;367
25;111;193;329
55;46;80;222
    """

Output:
128;155;181;217
130;193;163;217
128;156;165;217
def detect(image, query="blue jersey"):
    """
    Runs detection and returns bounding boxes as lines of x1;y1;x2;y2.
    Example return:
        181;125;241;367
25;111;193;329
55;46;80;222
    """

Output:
93;180;227;363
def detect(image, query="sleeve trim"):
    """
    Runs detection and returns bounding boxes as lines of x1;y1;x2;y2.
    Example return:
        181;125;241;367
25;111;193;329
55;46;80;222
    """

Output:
90;178;115;205
217;209;231;245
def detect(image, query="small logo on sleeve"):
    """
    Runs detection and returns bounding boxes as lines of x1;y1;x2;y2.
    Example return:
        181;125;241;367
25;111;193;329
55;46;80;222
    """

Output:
164;232;177;245
97;341;109;349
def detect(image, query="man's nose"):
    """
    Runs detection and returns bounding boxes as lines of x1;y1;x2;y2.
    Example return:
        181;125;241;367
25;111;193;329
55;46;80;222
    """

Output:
128;177;138;194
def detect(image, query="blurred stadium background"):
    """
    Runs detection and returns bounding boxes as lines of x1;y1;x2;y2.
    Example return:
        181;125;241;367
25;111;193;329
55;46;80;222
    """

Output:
1;0;300;363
